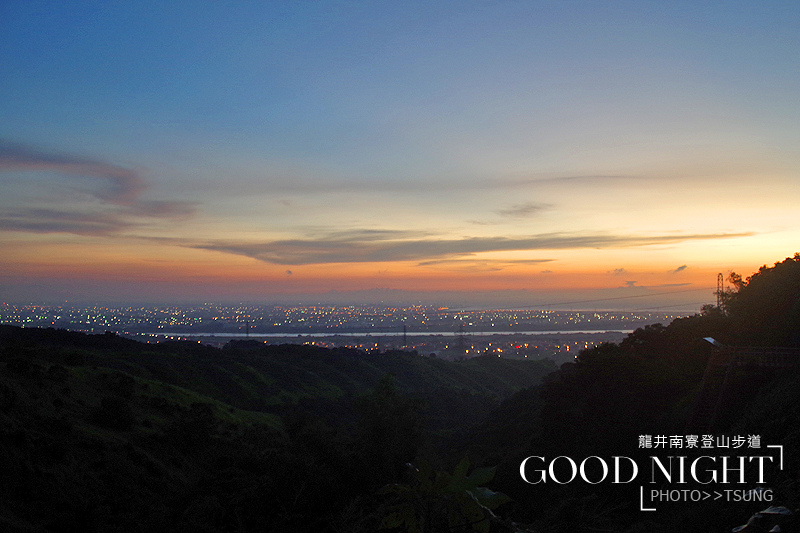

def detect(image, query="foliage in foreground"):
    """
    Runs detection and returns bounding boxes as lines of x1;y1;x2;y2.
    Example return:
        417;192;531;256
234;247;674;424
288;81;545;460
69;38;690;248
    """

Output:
0;325;549;532
380;457;512;533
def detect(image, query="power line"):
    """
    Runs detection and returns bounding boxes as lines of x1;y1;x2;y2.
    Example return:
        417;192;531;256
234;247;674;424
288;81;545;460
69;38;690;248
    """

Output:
630;301;710;312
519;286;715;309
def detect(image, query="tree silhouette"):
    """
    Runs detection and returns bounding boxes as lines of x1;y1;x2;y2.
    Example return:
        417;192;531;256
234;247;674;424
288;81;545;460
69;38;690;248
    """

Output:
723;253;800;345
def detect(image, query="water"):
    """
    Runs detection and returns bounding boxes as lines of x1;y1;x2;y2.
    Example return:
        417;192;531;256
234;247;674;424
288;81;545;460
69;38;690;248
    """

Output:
147;329;632;338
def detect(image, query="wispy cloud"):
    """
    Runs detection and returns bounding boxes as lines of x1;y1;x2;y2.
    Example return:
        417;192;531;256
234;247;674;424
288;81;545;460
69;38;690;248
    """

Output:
499;174;637;189
0;140;144;205
0;140;196;236
496;202;551;218
125;200;198;220
308;228;432;241
204;168;638;196
670;264;688;274
0;208;129;236
189;230;754;265
0;204;195;237
417;258;554;269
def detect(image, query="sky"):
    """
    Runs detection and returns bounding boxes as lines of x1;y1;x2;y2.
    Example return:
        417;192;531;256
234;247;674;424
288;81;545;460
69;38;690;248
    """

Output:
1;1;799;310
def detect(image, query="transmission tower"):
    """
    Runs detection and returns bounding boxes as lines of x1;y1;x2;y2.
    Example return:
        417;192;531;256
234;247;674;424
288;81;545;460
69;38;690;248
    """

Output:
716;273;724;310
455;323;467;355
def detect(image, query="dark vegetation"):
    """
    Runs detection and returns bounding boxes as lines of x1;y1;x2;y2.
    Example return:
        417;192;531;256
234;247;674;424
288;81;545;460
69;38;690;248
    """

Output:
457;254;800;532
2;254;800;532
0;321;553;532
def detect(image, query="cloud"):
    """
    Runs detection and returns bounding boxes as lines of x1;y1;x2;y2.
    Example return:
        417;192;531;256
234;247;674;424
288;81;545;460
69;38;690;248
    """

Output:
314;228;432;242
0;140;197;236
417;258;554;268
0;204;195;237
624;281;638;287
0;208;129;236
497;202;551;218
199;167;638;196
670;264;688;274
0;140;145;205
189;230;754;266
467;219;502;226
500;174;637;189
127;200;197;219
610;268;627;275
420;262;505;273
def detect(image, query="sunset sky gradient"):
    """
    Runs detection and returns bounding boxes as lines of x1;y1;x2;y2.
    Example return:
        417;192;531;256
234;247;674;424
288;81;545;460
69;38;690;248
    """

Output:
2;1;799;309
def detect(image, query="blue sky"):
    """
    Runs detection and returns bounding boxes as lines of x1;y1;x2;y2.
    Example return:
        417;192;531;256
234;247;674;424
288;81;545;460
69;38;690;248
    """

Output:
1;1;799;308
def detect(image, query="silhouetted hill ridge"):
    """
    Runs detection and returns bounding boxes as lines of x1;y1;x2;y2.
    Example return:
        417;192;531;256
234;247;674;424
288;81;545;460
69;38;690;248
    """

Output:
0;323;555;532
458;254;800;532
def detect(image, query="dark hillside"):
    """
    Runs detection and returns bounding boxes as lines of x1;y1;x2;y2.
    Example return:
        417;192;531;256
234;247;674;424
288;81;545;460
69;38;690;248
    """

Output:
722;254;800;346
459;254;800;533
6;254;798;532
0;324;553;532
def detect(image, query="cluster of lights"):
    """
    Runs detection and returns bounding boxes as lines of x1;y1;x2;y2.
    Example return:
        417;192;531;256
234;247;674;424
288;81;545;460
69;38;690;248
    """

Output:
0;303;681;360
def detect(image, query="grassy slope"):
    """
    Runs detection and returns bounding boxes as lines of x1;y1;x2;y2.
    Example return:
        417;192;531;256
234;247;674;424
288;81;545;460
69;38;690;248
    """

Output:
0;325;554;532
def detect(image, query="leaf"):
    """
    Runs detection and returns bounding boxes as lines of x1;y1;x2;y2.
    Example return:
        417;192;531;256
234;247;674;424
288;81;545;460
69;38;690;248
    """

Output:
448;502;487;533
454;456;471;479
380;506;419;532
466;466;496;487
444;457;476;493
416;461;436;491
379;483;414;497
435;470;452;492
380;511;403;529
474;517;491;533
468;486;512;510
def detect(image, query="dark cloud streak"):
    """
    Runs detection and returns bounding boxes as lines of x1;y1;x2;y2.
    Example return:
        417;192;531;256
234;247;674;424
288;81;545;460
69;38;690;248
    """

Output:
0;140;197;237
497;202;551;218
0;208;129;236
0;140;145;205
190;231;755;265
206;171;637;195
418;258;554;267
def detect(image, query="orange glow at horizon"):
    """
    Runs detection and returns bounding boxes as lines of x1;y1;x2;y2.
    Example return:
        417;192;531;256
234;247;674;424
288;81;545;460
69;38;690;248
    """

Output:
5;233;765;296
2;3;799;305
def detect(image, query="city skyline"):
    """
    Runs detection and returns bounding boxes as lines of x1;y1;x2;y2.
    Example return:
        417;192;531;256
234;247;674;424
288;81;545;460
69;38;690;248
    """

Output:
2;2;799;309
